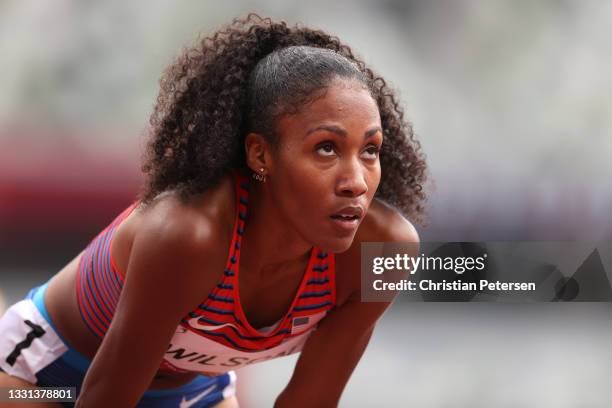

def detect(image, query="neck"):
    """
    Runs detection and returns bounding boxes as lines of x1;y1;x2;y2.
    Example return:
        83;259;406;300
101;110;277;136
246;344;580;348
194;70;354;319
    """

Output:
240;180;312;275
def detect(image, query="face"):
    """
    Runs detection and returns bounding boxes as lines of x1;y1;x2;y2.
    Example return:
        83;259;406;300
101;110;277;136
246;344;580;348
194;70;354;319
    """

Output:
267;77;382;253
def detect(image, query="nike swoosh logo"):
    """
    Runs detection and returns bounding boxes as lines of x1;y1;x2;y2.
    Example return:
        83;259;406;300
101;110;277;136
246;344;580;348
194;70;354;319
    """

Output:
187;317;240;332
179;384;216;408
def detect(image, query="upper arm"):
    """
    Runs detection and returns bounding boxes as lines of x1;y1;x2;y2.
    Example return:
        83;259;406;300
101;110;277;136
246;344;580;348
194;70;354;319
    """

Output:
76;205;224;407
275;204;419;407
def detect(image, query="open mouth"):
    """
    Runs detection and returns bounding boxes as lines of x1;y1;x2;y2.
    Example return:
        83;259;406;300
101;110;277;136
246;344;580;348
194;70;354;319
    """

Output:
329;206;364;233
330;214;360;221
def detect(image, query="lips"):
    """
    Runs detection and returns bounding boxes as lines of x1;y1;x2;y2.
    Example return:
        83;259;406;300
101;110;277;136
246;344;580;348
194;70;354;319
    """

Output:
330;206;364;220
329;205;364;234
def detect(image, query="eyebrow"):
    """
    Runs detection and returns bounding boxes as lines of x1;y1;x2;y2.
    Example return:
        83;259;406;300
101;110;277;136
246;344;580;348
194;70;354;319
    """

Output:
304;125;382;139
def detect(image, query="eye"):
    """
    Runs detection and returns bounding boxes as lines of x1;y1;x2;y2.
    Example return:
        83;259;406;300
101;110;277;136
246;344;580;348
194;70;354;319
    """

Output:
315;141;337;157
361;145;380;160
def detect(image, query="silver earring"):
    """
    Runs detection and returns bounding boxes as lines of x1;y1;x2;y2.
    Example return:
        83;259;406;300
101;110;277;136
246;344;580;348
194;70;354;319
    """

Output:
252;167;266;182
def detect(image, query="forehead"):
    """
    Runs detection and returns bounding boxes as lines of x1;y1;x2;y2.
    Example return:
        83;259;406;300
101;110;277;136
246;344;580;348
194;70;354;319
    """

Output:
276;78;380;133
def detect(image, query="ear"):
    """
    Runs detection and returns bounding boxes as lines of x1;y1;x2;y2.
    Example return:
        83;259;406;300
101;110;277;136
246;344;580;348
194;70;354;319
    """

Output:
244;132;273;174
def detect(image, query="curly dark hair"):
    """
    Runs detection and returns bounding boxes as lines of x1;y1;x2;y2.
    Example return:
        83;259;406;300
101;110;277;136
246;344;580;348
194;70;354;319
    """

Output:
141;14;427;222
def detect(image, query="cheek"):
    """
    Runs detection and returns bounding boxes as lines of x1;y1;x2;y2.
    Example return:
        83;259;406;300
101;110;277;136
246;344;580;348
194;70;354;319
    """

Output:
287;174;326;217
273;152;321;212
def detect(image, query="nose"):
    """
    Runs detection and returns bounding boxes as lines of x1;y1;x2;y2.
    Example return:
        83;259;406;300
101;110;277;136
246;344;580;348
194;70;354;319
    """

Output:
336;157;368;197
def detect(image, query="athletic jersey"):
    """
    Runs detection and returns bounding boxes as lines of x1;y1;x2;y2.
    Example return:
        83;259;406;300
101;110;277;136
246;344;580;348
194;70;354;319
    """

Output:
75;172;336;375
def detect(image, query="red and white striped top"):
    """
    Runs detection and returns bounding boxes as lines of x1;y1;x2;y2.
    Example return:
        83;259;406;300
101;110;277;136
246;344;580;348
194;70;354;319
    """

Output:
76;172;336;374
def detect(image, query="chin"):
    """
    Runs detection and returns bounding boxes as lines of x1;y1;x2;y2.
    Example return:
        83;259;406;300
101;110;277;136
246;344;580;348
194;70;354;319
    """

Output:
314;234;356;254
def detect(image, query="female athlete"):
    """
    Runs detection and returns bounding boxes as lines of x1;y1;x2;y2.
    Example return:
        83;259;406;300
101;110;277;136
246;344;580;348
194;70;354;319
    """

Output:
0;14;427;408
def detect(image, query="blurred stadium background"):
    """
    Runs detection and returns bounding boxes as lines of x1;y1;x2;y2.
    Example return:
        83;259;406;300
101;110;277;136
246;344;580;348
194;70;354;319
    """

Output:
1;1;611;406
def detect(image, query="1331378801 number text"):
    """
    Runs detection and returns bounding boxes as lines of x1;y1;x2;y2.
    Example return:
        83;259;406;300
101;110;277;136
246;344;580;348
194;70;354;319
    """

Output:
0;387;76;402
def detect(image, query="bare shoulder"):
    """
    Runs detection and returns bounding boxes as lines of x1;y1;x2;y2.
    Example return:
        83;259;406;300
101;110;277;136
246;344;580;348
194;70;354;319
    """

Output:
140;174;233;240
111;174;235;306
334;198;419;306
356;198;420;244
